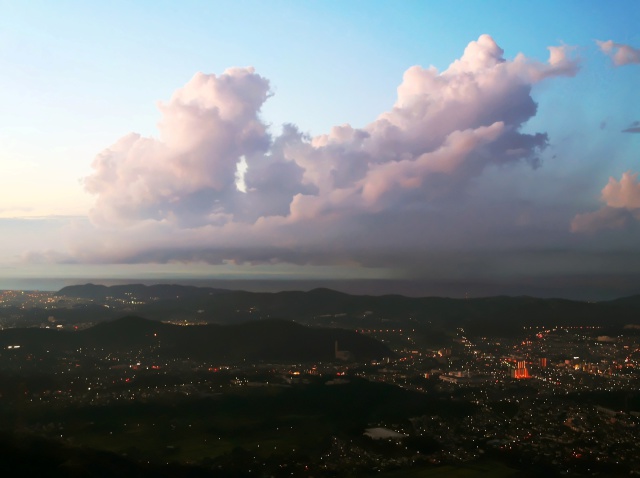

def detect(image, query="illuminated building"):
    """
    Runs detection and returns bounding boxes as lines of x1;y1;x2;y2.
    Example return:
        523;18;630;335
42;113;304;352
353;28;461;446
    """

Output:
511;361;531;379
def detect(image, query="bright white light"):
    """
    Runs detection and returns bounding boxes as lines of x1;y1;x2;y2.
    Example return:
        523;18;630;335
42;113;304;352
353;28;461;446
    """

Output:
235;156;248;193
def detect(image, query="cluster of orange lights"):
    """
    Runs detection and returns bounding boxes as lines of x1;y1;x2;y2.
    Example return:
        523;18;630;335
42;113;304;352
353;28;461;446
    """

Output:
513;368;531;379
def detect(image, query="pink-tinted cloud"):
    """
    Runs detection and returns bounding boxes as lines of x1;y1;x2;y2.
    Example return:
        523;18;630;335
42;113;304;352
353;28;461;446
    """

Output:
572;171;640;233
84;68;274;226
73;35;580;266
602;171;640;208
571;207;640;233
597;40;640;66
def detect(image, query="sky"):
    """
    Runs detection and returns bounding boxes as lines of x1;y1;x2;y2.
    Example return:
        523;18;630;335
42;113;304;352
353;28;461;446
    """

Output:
1;0;639;299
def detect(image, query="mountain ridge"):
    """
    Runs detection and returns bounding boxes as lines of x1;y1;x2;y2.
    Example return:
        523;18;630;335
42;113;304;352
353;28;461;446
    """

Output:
50;284;640;337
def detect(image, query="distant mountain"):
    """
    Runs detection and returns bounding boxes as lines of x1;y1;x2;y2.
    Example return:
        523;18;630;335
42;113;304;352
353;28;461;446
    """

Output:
54;284;640;336
56;283;230;300
603;294;640;309
0;316;393;363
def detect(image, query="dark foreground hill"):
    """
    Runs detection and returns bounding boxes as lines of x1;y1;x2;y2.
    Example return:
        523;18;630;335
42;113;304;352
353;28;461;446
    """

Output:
0;432;215;478
0;317;392;363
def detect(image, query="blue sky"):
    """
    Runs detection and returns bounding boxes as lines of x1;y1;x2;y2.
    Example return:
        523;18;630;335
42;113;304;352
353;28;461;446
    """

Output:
1;1;639;297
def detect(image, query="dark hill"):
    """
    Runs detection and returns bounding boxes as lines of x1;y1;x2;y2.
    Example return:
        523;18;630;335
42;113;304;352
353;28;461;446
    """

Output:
57;283;109;299
0;317;392;363
79;316;174;348
604;294;640;309
0;431;215;477
56;283;230;301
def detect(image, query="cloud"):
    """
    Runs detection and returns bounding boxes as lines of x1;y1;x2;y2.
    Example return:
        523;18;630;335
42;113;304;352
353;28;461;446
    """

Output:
572;171;640;232
22;250;77;264
622;120;640;133
571;206;640;233
601;171;640;208
66;35;580;268
597;40;640;66
84;68;277;226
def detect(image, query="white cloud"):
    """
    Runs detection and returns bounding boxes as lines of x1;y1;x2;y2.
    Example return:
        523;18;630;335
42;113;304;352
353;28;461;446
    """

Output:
84;67;273;226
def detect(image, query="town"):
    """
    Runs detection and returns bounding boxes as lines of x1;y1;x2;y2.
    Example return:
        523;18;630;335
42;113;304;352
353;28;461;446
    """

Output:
1;286;640;476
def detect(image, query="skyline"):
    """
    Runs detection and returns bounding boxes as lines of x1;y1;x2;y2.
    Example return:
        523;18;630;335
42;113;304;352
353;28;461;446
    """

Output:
1;1;639;299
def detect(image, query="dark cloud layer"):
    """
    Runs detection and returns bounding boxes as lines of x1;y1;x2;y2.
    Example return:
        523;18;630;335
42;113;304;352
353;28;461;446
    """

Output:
622;120;640;133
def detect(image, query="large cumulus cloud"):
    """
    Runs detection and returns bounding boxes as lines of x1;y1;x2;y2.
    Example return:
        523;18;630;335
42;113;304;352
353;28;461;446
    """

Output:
77;35;580;267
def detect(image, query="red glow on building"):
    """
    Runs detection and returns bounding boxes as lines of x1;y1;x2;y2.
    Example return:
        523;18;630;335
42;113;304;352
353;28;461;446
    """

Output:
512;367;531;379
